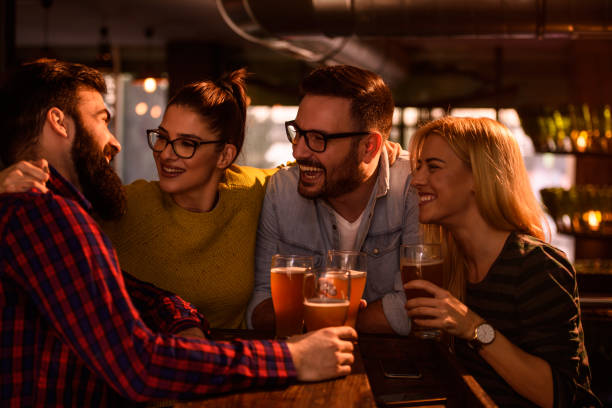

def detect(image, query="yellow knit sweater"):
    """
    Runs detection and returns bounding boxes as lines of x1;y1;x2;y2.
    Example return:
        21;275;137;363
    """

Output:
100;165;276;329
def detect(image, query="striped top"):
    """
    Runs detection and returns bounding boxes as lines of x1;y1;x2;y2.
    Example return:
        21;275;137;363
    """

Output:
455;232;601;407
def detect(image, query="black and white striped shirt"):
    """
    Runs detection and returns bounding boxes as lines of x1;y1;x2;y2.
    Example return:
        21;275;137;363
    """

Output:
455;232;600;407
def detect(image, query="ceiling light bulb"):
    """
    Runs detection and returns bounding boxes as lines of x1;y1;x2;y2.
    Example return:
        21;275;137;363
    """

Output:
135;102;148;116
150;105;162;119
143;77;157;93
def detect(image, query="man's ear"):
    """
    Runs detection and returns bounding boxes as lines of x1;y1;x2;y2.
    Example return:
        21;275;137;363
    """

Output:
46;107;70;139
217;143;238;169
361;132;383;164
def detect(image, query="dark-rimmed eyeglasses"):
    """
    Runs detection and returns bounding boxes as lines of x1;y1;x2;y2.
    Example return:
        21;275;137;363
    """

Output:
285;120;370;153
146;129;224;159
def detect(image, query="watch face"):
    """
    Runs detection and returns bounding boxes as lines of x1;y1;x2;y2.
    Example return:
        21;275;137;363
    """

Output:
477;323;495;344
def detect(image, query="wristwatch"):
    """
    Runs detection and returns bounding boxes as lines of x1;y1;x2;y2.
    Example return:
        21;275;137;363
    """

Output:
468;322;495;350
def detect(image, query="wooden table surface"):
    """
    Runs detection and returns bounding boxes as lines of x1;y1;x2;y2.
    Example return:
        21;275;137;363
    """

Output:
167;330;496;408
358;333;496;408
172;329;375;408
173;370;374;408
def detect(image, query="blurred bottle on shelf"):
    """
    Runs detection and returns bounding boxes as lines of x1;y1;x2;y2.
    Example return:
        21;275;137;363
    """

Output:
603;105;612;153
527;105;612;155
541;186;612;236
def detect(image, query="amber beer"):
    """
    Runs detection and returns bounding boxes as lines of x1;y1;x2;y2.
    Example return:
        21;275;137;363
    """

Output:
303;298;350;331
327;270;366;327
271;267;310;337
326;250;367;328
401;260;443;338
401;260;444;300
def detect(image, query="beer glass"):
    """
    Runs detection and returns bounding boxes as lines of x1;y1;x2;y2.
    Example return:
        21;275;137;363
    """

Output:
400;244;444;339
326;250;367;328
303;268;350;332
270;254;313;338
419;223;442;245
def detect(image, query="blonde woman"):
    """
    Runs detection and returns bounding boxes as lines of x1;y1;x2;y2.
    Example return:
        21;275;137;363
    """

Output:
404;117;600;407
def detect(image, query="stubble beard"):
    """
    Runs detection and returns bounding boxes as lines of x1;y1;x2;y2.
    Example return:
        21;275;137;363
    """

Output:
297;142;365;200
71;115;127;220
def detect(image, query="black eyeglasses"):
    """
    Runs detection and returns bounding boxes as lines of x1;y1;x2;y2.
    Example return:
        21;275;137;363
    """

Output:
146;129;224;159
285;120;370;153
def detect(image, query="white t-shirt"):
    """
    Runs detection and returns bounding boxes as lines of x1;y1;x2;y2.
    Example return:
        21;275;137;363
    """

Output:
332;208;365;250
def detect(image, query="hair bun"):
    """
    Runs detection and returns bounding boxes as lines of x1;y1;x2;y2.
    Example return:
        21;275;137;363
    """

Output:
216;68;247;94
223;68;248;86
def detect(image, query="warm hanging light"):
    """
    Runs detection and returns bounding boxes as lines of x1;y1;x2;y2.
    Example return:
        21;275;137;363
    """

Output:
150;105;162;119
135;102;148;116
143;77;157;93
140;27;158;93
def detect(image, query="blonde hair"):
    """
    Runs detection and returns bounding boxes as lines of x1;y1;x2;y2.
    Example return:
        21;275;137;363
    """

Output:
409;116;548;299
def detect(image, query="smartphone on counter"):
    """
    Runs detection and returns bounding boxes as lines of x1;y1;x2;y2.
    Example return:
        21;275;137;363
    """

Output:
380;359;422;379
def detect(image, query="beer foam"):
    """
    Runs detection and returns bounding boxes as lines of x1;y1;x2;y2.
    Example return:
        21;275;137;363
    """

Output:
304;298;350;307
347;270;366;278
322;269;366;279
271;267;310;275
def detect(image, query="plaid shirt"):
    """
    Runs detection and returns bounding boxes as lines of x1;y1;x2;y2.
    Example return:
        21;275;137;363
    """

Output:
0;167;296;407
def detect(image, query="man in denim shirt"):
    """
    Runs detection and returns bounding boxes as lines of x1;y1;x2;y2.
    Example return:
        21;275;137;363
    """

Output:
247;65;419;335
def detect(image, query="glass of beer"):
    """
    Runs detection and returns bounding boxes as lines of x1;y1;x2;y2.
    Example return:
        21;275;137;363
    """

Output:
326;250;367;328
270;254;313;338
303;268;350;332
400;244;444;339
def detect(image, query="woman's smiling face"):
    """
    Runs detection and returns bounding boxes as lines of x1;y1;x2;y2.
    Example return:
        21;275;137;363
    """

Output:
410;133;476;228
153;105;223;204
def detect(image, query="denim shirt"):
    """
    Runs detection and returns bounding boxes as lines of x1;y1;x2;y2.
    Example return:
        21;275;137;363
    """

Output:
247;149;420;335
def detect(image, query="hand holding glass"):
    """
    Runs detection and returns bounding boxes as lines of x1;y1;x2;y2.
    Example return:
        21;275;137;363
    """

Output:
400;244;444;339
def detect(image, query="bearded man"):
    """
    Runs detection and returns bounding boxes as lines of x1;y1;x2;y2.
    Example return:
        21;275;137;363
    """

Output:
248;65;420;335
0;59;356;406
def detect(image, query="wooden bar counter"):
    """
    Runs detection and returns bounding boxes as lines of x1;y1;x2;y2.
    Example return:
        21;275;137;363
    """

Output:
171;329;496;408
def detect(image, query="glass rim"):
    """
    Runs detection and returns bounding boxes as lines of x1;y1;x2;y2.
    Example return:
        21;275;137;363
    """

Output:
327;249;367;256
272;253;313;260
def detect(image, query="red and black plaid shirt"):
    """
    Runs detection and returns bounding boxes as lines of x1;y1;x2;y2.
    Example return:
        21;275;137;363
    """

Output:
0;167;296;407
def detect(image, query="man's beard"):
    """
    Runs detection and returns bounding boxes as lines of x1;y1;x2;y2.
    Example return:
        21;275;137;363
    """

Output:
71;116;126;220
297;141;365;200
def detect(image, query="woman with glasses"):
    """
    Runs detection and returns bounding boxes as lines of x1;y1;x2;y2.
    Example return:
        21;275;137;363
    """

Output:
100;68;278;329
0;68;401;330
0;69;270;329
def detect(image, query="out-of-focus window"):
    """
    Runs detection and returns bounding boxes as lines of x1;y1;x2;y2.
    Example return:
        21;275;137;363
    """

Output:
237;106;298;168
105;74;168;185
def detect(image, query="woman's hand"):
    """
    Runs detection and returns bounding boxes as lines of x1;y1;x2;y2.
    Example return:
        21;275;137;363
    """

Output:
404;279;481;340
384;140;402;165
0;159;50;194
406;280;556;407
